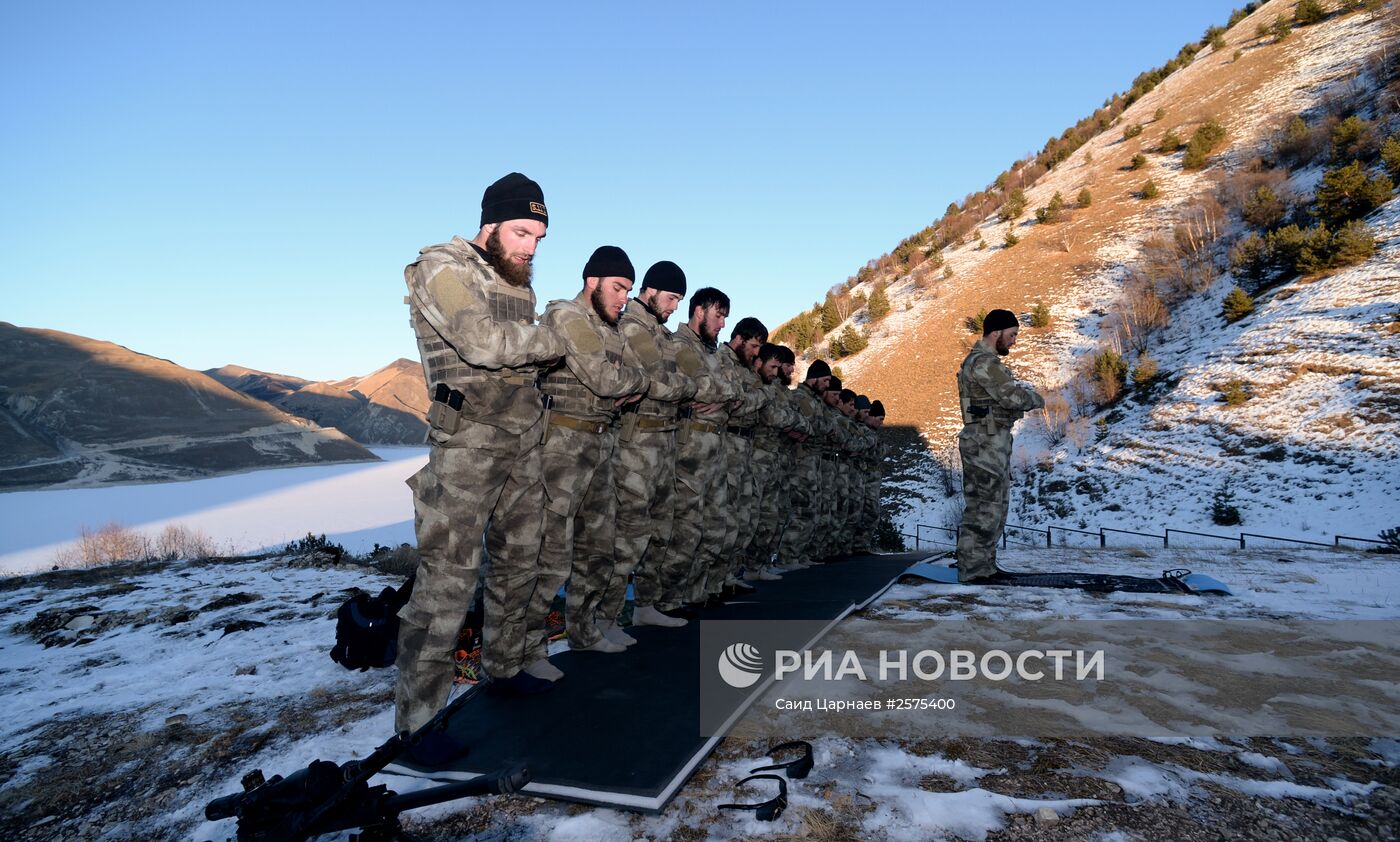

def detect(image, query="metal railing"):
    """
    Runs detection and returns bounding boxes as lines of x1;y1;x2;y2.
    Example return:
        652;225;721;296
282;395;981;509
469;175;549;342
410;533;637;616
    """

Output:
901;522;1394;555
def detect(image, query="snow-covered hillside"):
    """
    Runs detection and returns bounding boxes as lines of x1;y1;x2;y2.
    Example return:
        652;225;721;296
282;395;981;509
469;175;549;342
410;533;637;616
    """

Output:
785;1;1399;543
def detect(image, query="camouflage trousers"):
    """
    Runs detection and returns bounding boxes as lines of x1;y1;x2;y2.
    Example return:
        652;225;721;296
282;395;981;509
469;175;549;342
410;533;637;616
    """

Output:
395;415;545;732
956;423;1013;581
835;459;857;555
664;425;725;608
812;453;838;559
610;426;678;612
854;466;880;550
705;432;756;591
740;441;784;570
527;423;618;657
776;448;822;566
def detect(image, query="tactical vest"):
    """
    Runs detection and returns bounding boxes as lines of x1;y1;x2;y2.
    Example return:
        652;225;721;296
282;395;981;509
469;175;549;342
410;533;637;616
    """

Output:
625;309;683;420
957;347;1025;428
539;310;626;421
407;245;542;434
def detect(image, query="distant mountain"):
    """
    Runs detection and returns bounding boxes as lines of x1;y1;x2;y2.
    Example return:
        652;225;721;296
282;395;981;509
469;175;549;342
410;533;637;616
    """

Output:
204;364;311;403
208;358;429;446
0;324;379;491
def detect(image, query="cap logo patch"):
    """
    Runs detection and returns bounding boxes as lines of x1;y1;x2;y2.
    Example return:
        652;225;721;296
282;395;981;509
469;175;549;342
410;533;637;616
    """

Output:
530;202;547;215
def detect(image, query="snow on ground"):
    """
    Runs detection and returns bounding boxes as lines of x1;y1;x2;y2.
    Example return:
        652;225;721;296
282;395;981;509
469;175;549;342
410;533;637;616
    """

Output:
0;447;426;576
1;544;1395;840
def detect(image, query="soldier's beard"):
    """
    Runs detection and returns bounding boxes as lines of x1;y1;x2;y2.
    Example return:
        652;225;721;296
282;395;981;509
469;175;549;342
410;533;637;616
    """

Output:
699;321;719;345
995;335;1012;356
590;286;620;325
485;229;534;287
778;371;792;386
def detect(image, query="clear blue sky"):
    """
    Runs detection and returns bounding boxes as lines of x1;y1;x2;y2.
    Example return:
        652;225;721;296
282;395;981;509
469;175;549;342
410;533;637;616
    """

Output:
3;0;1240;381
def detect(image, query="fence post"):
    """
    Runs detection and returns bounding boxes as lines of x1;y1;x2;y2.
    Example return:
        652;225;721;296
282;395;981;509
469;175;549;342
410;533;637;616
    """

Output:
915;524;922;549
1163;529;1169;549
1099;528;1106;549
1046;527;1053;548
1239;533;1246;549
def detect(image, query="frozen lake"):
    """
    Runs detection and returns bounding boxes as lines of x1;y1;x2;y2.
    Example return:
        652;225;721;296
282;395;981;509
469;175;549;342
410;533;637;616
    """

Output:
0;447;427;575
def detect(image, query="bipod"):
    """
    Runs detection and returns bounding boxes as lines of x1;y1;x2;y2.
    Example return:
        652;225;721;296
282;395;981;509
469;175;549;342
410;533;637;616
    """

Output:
205;679;526;842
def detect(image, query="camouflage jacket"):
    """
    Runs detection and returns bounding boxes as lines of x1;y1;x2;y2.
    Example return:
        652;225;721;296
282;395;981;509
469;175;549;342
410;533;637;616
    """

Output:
717;344;768;429
957;343;1044;427
752;379;801;449
405;236;562;436
789;383;831;455
618;299;697;419
538;293;649;423
674;323;737;423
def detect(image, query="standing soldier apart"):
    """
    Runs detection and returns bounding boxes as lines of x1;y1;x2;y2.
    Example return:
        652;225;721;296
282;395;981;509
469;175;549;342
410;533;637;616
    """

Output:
857;397;887;551
397;173;564;742
955;308;1044;583
606;261;698;631
526;246;649;670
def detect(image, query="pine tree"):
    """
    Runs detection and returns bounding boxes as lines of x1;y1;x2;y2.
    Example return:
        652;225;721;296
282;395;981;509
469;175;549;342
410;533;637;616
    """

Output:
1221;286;1255;322
867;281;891;321
820;293;842;332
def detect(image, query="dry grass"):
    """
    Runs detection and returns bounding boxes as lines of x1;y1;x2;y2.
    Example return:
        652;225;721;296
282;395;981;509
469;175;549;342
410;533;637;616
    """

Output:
52;522;220;569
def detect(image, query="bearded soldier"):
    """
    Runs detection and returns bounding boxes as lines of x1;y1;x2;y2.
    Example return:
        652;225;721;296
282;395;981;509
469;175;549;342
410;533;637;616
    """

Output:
776;360;832;569
606;261;698;630
705;317;769;597
741;343;801;579
663;287;738;608
956;308;1044;583
525;246;649;671
396;173;564;745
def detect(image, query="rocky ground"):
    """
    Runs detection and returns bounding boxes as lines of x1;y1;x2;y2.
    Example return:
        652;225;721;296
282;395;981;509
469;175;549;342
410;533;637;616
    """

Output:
0;547;1395;841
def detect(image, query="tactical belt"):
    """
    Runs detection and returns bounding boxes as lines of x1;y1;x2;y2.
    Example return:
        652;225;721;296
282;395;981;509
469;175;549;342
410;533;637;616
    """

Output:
636;416;676;430
684;419;722;435
548;413;612;435
725;425;755;439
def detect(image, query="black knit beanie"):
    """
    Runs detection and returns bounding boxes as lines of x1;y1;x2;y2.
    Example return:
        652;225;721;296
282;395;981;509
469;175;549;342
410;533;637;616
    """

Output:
806;359;832;380
870;400;885;417
480;172;548;227
641;261;687;295
982;308;1019;335
582;245;635;281
855;395;871;411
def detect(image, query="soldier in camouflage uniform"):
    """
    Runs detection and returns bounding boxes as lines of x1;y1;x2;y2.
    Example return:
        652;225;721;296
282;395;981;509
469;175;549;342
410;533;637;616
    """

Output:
607;261;697;630
832;387;863;555
663;287;738;608
762;346;811;571
776;360;832;568
705;317;769;596
852;395;882;551
811;376;849;560
956;309;1044;583
526;246;649;669
396;173;564;735
742;343;802;578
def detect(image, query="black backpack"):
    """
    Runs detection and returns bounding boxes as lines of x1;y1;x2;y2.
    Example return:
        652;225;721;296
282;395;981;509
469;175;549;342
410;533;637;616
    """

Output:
330;576;414;671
